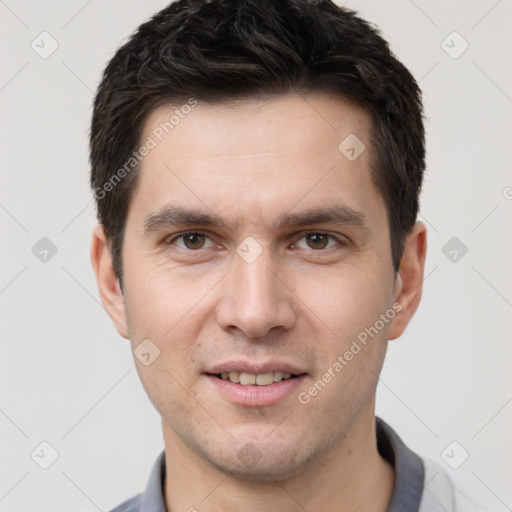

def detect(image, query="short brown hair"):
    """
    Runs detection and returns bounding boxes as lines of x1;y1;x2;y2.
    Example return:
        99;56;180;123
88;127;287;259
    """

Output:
90;0;425;281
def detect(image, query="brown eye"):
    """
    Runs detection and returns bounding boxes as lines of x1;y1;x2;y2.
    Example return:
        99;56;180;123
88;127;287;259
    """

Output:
182;232;206;250
168;232;213;250
305;233;329;250
293;232;342;251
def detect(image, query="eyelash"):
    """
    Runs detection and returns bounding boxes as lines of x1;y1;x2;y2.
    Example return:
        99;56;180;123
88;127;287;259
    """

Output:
166;231;346;251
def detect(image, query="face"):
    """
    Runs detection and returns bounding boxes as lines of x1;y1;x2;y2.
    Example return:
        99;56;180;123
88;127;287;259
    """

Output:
93;92;421;481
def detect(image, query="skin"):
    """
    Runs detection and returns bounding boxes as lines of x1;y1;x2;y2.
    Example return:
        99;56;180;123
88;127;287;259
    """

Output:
91;92;427;512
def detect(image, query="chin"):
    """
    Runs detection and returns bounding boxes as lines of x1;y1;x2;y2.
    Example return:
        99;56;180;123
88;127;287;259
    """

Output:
201;441;320;483
215;458;309;482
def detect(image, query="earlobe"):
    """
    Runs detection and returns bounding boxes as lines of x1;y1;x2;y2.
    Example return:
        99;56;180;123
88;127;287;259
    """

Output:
90;224;129;339
388;222;427;340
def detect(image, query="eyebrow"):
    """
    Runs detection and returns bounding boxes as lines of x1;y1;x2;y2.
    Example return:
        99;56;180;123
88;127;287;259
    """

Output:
143;203;370;235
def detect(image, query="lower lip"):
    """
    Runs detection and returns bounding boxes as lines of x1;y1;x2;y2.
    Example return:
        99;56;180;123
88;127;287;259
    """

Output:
204;374;307;407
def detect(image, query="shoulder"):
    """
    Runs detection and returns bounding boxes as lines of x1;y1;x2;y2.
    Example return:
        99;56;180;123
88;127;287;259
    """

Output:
108;493;142;512
419;457;489;512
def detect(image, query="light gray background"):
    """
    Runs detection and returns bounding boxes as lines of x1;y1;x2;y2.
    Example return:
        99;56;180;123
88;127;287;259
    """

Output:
1;1;511;510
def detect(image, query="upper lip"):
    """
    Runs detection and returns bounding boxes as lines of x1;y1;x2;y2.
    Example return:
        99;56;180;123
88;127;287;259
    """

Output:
205;361;307;375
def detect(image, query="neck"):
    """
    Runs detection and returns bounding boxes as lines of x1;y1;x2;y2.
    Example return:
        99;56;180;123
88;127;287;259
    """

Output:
162;408;395;512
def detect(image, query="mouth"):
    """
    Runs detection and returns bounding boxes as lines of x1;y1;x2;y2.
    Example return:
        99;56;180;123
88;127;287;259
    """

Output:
207;371;304;386
203;364;308;407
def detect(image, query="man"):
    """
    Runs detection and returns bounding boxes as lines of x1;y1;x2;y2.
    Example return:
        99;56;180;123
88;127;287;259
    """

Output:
89;1;487;510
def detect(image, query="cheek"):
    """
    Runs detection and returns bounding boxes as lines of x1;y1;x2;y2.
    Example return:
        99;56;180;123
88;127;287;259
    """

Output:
296;263;392;341
122;259;221;366
303;275;390;408
123;253;199;323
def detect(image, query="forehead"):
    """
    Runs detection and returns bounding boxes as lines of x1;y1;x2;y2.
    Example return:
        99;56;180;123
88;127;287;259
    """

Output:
141;92;372;161
129;92;385;232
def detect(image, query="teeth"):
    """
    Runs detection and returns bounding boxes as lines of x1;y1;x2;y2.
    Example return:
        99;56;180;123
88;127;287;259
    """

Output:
256;372;274;386
239;372;256;385
220;371;296;385
228;371;240;383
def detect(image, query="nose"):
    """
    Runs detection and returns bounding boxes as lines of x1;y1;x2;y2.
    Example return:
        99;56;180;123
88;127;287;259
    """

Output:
215;243;297;339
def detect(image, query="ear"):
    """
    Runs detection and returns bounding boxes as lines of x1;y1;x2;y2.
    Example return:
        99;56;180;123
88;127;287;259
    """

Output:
388;222;427;340
90;224;129;339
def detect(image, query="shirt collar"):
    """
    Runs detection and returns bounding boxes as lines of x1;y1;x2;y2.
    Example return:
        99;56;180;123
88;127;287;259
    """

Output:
130;416;424;512
376;416;425;511
139;449;166;512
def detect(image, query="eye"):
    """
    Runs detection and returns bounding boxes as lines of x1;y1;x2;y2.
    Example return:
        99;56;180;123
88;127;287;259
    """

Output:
168;231;216;250
293;232;343;250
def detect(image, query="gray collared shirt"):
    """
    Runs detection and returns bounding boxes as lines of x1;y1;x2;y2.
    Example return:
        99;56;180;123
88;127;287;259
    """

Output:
109;416;486;512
